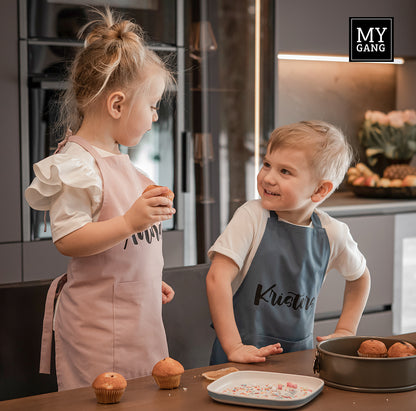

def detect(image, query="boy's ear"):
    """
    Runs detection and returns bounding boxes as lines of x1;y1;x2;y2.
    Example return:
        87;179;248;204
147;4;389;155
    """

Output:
311;180;333;203
107;91;126;119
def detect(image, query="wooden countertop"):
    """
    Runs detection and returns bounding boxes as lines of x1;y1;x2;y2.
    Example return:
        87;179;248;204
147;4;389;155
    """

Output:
2;333;415;411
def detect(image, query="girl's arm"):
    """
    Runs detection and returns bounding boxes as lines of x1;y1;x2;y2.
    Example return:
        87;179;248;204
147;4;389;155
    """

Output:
316;266;371;342
55;186;175;257
206;253;282;363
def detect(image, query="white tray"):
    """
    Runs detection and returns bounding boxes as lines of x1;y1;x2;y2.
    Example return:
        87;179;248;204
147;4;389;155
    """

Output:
207;371;324;409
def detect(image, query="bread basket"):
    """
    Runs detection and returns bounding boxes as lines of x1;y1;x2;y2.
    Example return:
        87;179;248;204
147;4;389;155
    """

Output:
314;336;416;392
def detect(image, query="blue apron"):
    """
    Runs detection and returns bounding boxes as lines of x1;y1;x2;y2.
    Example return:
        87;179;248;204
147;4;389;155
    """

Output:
210;211;330;365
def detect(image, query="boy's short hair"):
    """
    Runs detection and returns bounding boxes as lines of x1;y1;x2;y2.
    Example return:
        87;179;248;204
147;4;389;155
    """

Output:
268;120;353;190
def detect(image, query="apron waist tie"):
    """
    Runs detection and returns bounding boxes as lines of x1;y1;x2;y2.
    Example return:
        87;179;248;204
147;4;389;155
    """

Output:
39;273;67;374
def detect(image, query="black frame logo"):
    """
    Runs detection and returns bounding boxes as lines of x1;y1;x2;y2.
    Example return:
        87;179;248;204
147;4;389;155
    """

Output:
349;17;393;62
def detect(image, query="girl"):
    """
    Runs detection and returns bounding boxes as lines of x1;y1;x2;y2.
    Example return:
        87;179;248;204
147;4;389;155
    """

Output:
25;8;176;390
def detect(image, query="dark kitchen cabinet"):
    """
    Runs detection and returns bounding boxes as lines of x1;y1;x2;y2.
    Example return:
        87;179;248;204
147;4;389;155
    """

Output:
276;0;416;57
0;1;21;284
0;1;21;245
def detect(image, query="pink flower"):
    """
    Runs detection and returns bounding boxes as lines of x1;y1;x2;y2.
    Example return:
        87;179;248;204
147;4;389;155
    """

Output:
387;110;405;128
365;110;389;125
403;109;416;125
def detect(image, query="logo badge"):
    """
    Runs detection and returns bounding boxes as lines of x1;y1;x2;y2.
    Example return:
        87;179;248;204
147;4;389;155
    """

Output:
349;17;393;62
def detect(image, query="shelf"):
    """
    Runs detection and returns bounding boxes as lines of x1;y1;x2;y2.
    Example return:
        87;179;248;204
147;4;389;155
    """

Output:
320;191;416;217
26;37;178;52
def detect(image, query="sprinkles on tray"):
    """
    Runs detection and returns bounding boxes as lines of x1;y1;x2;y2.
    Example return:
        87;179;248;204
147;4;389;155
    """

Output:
222;382;313;400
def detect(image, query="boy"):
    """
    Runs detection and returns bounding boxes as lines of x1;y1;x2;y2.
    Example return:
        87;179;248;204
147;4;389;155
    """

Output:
206;120;371;364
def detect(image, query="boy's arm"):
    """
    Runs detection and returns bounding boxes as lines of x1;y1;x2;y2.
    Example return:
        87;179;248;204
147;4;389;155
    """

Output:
317;266;371;342
206;253;282;363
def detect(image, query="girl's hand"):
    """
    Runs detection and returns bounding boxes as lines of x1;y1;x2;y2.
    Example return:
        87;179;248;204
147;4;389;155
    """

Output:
316;329;354;342
123;186;175;233
162;281;175;304
227;342;283;363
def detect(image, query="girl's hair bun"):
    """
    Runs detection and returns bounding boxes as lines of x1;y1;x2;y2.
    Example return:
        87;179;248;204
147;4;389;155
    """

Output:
83;10;143;48
58;6;174;136
110;20;141;42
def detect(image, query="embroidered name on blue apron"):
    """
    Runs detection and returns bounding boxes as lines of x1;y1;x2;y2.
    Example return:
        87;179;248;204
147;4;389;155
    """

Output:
254;283;315;310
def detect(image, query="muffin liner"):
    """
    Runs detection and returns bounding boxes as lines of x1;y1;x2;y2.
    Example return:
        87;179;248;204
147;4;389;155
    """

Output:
153;375;181;389
94;387;126;403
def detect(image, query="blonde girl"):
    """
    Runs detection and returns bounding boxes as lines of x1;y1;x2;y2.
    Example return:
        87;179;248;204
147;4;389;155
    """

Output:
26;8;176;390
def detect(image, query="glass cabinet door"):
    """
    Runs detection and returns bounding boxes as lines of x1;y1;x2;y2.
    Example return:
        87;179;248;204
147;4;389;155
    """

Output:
186;0;275;263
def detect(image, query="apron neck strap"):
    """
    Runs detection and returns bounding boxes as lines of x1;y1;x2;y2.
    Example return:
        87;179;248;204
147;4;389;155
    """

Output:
310;212;322;228
269;210;322;228
270;210;279;220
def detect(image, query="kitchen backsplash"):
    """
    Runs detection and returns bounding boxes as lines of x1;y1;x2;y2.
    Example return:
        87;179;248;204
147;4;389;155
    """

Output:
277;60;397;165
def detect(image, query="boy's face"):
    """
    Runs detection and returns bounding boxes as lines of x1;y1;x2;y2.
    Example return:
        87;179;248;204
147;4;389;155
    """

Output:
257;146;321;223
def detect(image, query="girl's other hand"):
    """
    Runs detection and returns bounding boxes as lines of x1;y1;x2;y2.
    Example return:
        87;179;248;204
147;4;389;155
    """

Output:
162;281;175;304
227;342;283;363
123;186;175;233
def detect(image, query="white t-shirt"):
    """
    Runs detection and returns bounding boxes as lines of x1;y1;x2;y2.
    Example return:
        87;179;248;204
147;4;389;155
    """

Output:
25;142;114;242
208;200;366;294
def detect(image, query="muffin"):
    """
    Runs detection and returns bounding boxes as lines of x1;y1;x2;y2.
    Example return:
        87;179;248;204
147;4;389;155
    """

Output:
143;184;175;201
152;357;184;389
357;339;388;358
387;341;416;358
92;372;127;404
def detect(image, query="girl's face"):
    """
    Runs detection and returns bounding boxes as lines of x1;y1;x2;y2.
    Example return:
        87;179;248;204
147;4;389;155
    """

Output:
116;74;165;147
257;146;321;224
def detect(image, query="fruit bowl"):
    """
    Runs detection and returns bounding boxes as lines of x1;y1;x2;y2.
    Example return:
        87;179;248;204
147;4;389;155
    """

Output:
351;185;416;199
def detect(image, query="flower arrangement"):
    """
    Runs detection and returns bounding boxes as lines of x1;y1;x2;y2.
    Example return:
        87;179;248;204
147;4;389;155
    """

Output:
358;109;416;166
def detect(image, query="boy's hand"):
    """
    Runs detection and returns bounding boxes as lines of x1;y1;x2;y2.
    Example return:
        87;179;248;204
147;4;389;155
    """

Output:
162;281;175;304
227;342;283;363
316;329;354;342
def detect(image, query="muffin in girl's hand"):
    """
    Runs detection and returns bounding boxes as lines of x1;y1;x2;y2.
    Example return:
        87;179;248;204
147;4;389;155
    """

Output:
92;372;127;403
152;357;184;389
387;341;416;357
143;184;175;201
357;339;388;358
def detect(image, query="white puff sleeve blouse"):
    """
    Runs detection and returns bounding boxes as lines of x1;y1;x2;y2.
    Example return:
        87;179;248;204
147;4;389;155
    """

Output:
25;142;111;242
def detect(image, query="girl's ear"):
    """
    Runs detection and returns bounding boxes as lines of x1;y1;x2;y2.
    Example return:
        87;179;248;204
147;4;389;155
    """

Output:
107;91;126;119
311;180;333;203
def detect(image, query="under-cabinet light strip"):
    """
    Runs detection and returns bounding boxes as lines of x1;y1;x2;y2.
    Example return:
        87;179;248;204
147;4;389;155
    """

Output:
278;53;404;64
254;0;261;198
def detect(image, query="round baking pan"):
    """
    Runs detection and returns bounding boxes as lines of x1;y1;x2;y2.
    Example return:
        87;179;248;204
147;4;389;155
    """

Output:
314;336;416;392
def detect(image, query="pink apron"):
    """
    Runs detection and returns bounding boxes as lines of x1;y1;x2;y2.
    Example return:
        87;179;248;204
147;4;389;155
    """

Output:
39;136;168;390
